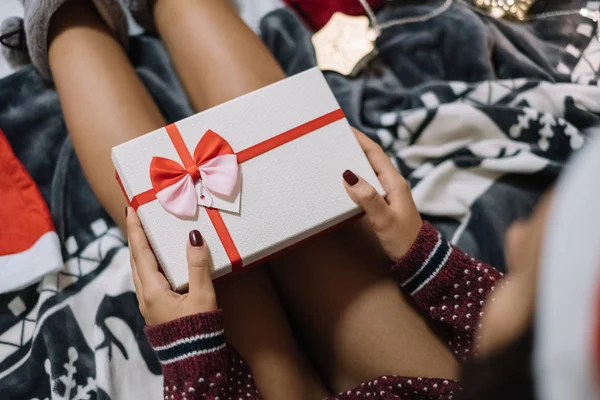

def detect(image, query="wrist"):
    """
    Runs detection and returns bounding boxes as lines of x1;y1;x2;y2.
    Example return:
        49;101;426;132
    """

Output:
144;310;226;360
145;310;230;385
391;221;447;286
389;217;423;262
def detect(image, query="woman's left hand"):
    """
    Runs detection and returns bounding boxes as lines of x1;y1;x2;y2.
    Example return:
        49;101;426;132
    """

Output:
343;129;423;262
126;207;218;326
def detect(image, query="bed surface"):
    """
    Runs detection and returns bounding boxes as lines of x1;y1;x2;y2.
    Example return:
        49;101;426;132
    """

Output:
1;1;599;398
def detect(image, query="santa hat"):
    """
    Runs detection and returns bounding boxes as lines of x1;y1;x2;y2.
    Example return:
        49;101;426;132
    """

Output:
283;0;385;31
535;133;600;399
0;129;62;293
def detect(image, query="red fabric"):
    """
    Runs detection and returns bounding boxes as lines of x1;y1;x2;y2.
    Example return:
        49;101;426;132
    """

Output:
165;123;199;179
150;129;235;193
146;311;242;392
283;0;385;31
129;189;156;211
145;310;224;344
0;129;55;255
236;109;345;163
204;207;242;273
193;130;236;166
393;221;504;362
145;221;503;399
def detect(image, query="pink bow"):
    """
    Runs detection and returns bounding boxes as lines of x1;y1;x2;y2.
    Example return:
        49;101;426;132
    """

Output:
149;130;239;218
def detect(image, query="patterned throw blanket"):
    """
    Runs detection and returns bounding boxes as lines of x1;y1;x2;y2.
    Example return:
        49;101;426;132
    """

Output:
0;1;599;398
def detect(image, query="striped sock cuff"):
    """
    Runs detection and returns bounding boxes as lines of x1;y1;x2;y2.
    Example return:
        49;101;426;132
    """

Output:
154;330;226;365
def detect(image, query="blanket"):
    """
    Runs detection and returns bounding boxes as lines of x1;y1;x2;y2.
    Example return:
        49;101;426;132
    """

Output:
0;1;599;398
261;0;600;268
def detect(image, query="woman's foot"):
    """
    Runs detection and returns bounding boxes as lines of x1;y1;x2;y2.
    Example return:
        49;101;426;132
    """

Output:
0;0;128;79
0;17;29;67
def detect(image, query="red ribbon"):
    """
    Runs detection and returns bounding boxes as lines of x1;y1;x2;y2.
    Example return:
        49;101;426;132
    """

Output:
150;128;235;192
118;108;345;272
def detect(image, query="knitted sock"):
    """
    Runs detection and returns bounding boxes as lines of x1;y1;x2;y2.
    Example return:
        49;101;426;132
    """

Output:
0;0;129;80
0;17;30;68
122;0;156;32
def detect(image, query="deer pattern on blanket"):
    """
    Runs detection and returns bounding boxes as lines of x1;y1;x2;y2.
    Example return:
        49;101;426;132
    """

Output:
0;225;162;400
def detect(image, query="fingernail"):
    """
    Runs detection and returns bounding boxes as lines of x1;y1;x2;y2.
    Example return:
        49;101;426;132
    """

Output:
343;170;359;186
189;230;203;247
125;207;128;217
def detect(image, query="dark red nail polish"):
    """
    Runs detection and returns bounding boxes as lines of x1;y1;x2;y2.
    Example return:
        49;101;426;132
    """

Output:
125;207;128;217
343;170;359;186
189;230;203;247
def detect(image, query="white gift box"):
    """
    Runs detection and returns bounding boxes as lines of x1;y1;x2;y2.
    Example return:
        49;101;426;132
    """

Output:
113;68;383;291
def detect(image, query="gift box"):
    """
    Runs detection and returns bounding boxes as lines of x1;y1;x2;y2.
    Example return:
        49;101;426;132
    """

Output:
113;68;383;291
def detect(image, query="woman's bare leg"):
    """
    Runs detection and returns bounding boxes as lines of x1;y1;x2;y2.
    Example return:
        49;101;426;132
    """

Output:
49;1;327;398
215;265;330;399
153;0;285;111
49;0;163;230
271;218;460;392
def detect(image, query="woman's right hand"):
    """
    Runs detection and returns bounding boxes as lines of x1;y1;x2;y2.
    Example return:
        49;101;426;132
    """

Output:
126;207;218;326
343;129;423;262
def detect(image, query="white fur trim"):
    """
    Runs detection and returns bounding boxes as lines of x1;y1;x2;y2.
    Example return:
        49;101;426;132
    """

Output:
0;231;62;294
535;136;600;400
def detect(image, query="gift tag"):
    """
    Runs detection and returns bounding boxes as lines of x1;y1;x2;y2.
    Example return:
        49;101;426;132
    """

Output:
312;12;378;77
195;173;241;215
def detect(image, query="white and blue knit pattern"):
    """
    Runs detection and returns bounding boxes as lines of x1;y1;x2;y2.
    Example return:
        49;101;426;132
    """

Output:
402;233;453;296
153;330;226;365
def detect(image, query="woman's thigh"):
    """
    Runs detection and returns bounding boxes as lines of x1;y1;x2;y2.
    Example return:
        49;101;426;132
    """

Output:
215;265;329;399
270;217;459;393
